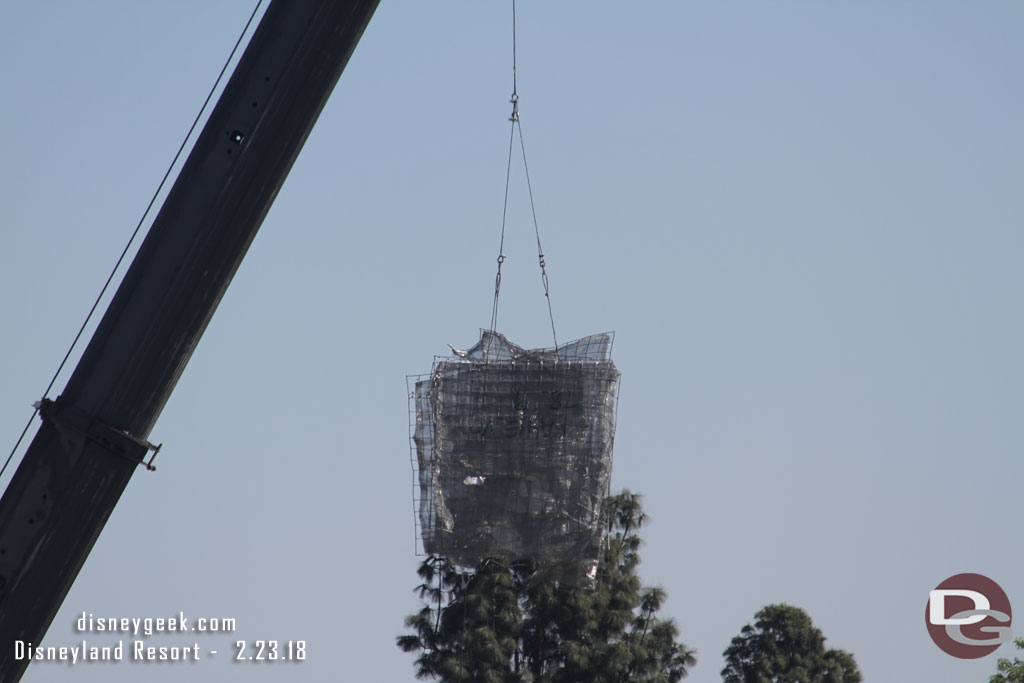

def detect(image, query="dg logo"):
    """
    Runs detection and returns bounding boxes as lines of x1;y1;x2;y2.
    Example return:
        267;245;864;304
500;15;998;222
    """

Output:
926;573;1013;659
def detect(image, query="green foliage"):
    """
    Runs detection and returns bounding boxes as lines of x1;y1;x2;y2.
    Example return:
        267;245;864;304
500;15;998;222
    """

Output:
399;491;696;683
721;604;861;683
991;638;1024;683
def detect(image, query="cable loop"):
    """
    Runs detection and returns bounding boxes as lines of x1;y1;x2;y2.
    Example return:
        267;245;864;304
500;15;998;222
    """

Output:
488;0;558;349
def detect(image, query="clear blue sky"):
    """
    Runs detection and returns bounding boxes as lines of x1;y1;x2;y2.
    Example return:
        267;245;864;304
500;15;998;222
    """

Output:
2;2;1022;681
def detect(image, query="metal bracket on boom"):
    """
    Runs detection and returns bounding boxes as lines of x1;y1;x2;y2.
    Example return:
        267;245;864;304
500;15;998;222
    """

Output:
34;399;162;471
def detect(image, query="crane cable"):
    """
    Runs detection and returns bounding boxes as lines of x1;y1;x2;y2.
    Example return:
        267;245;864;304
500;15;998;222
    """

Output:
489;0;558;349
0;0;265;483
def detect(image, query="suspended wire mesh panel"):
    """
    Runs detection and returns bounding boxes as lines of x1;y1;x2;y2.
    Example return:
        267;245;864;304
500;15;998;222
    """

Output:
409;330;619;571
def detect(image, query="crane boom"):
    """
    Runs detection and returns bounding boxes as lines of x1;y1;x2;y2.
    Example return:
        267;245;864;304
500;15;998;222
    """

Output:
0;1;379;678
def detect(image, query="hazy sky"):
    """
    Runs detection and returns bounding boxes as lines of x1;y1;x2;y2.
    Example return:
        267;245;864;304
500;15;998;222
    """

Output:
2;2;1022;681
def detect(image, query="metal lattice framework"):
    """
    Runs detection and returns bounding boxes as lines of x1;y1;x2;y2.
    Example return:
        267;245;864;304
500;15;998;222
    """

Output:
409;331;619;571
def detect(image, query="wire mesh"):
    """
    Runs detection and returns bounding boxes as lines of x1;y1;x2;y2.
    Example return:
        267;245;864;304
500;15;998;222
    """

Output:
408;330;619;572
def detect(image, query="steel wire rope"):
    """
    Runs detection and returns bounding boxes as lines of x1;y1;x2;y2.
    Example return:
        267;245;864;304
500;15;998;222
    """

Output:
490;123;515;334
516;122;557;349
0;0;265;482
488;0;558;349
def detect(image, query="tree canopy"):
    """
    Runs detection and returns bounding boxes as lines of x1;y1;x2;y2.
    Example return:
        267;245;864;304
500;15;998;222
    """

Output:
721;603;861;683
991;638;1024;683
398;490;696;683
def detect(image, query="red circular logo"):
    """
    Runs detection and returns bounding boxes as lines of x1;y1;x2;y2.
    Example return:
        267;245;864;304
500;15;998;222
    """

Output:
925;573;1013;658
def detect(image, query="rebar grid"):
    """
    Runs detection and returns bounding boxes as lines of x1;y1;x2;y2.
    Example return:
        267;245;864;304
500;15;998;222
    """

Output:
408;331;619;570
